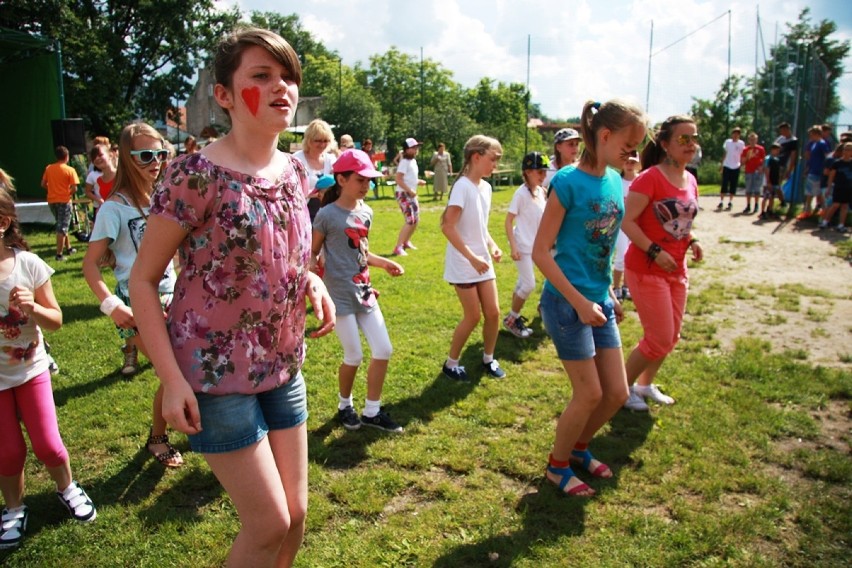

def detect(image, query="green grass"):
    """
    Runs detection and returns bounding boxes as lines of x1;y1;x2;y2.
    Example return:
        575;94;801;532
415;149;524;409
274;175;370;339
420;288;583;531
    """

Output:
2;185;850;567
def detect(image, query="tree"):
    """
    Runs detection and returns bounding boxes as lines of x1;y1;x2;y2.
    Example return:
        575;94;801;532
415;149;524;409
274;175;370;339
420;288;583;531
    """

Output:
690;74;754;161
465;79;532;168
366;48;459;156
753;8;849;138
0;1;240;137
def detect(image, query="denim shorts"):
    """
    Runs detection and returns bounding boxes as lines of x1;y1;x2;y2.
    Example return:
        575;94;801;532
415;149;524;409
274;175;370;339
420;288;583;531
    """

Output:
188;372;308;454
540;288;621;361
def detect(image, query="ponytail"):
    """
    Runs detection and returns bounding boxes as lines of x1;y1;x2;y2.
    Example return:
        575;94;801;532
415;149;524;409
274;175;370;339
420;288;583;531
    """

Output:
321;172;352;206
579;99;646;170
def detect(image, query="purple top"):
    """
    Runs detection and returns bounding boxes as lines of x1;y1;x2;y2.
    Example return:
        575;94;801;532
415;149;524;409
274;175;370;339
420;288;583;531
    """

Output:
150;153;311;394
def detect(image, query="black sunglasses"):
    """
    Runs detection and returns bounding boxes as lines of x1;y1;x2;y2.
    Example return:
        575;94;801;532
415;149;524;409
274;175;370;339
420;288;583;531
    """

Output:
130;149;169;164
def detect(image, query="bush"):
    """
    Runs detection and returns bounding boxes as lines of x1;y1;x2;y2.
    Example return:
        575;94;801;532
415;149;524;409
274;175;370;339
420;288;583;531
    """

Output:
697;159;722;186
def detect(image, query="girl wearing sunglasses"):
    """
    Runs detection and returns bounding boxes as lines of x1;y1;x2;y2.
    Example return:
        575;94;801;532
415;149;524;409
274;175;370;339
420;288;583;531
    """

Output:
82;122;183;468
621;115;703;412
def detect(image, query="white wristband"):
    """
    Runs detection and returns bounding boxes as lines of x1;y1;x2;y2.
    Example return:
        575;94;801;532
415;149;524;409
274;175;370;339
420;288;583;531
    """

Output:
99;295;125;316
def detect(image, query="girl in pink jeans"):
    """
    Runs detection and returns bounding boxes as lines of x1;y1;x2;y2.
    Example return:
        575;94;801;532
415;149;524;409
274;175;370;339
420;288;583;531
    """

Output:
621;115;704;412
0;188;96;550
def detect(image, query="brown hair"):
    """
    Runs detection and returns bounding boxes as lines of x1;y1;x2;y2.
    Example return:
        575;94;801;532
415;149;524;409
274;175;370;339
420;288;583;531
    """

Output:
0;186;29;251
112;122;164;210
54;146;69;160
640;115;696;169
214;27;302;118
579;100;646;170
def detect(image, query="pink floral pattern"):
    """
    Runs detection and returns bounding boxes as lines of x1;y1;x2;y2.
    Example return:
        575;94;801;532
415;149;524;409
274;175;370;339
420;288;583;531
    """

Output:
151;153;311;394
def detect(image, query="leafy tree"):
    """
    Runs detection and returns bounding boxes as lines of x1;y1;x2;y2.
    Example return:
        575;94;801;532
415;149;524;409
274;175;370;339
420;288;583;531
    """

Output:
690;74;754;161
0;0;240;137
465;79;532;168
753;8;849;136
366;48;459;155
247;11;334;63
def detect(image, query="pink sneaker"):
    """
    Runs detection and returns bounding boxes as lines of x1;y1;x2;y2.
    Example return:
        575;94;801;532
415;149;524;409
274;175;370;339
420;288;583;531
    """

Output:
403;241;417;250
392;246;407;256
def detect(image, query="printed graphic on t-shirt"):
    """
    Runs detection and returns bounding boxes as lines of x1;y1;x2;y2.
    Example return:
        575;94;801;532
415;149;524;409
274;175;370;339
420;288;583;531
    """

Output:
653;198;698;240
345;217;376;308
585;198;621;272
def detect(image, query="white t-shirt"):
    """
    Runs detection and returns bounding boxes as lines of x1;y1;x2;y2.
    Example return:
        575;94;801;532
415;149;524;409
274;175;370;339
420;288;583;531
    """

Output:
293;150;335;193
507;184;546;255
86;170;102;187
722;138;746;169
0;250;53;389
443;176;495;283
396;158;419;193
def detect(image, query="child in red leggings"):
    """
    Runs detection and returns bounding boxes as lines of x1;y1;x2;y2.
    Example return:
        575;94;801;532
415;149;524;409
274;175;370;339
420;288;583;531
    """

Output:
0;188;96;550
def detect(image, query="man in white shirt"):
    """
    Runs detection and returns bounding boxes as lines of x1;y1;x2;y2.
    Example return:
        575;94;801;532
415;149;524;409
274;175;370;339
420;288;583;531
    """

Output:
718;127;745;211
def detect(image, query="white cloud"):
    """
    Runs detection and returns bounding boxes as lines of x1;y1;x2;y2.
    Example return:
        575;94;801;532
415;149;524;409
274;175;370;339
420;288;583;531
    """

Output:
221;0;852;125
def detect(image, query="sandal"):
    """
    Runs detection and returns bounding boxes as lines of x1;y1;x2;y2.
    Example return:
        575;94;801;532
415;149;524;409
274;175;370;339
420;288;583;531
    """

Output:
545;464;595;496
570;449;612;478
146;429;183;468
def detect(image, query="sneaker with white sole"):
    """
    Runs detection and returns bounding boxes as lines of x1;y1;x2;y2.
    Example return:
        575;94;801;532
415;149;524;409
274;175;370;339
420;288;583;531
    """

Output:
633;383;675;405
0;506;28;549
503;314;532;338
57;481;97;523
442;363;468;381
624;386;649;412
482;359;506;379
337;405;362;430
392;246;407;256
360;408;403;433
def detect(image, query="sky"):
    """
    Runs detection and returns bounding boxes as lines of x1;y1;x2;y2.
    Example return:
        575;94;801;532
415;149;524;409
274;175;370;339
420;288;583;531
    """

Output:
220;0;852;128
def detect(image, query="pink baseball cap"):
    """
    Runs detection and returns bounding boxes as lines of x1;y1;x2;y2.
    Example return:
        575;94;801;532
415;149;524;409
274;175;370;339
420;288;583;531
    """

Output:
403;137;422;149
332;149;383;177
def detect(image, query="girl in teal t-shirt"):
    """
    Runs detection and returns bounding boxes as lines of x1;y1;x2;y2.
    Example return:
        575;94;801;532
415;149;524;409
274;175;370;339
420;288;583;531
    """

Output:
533;99;647;497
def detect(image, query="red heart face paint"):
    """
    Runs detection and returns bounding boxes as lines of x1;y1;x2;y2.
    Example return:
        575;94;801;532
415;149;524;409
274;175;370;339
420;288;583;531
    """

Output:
241;87;261;116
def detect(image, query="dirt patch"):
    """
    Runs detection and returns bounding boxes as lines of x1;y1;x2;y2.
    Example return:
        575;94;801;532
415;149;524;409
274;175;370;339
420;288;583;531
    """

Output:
691;195;852;367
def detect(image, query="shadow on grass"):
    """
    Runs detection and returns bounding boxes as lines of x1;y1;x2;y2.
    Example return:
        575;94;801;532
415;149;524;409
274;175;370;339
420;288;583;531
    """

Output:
52;362;154;408
56;301;102;325
308;343;501;468
431;409;655;567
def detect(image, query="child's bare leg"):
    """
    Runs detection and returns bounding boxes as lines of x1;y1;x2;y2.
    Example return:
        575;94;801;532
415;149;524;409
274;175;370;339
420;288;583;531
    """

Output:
448;286;482;360
0;472;25;509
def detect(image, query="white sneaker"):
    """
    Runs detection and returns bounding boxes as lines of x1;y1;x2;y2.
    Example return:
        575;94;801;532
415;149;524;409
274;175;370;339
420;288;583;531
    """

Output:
624;386;649;411
634;384;675;405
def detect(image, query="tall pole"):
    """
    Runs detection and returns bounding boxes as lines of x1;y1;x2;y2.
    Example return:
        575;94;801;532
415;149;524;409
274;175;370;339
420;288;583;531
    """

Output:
754;6;760;132
645;20;653;113
525;34;530;154
725;9;731;134
55;39;66;119
420;47;424;139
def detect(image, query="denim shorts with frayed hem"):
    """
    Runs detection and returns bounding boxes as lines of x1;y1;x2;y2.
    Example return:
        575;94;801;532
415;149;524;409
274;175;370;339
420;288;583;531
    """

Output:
188;372;308;454
540;288;621;361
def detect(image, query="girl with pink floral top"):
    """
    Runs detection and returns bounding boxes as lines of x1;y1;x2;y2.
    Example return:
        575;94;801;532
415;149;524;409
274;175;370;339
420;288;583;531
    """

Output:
130;28;335;568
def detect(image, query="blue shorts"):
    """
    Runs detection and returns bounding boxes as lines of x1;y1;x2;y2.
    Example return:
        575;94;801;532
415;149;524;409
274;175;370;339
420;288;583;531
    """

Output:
188;372;308;454
540;288;621;361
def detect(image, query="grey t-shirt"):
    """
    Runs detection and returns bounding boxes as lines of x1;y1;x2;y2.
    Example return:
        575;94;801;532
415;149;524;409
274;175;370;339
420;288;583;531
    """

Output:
313;201;377;316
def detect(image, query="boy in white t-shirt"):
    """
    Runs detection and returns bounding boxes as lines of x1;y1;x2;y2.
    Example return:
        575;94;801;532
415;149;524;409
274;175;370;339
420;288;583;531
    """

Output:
392;137;426;256
718;127;745;211
503;152;548;338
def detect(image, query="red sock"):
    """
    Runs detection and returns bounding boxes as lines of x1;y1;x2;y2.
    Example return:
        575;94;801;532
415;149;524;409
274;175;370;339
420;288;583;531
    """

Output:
573;442;589;452
548;453;570;468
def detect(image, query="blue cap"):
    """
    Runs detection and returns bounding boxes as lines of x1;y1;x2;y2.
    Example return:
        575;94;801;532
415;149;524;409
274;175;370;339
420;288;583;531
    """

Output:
315;174;335;190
